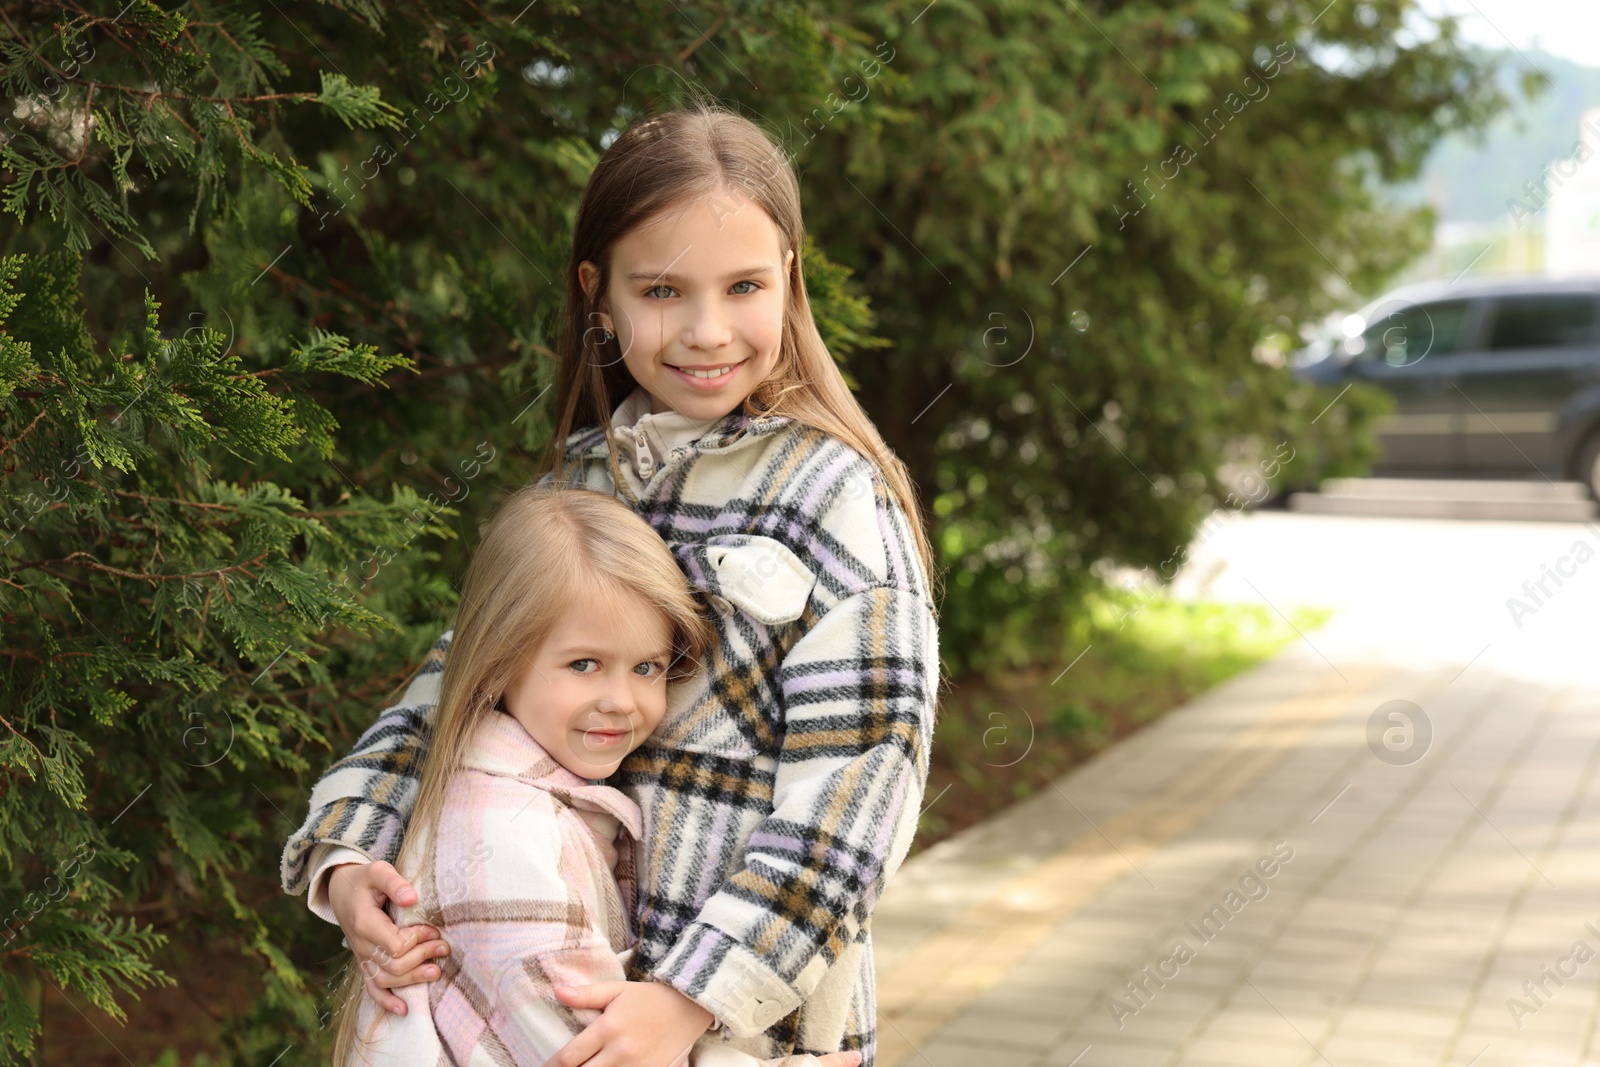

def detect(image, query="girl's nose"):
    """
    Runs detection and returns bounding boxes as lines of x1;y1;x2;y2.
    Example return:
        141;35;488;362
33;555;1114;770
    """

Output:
591;694;635;727
682;299;733;349
592;696;629;718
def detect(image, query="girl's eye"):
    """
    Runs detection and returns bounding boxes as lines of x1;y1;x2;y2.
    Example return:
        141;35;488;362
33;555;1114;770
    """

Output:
644;285;677;299
729;280;759;295
634;661;666;677
569;658;598;673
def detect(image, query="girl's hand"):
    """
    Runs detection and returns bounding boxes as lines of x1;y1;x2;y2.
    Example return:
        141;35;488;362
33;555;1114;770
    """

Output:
547;980;713;1067
327;860;450;1015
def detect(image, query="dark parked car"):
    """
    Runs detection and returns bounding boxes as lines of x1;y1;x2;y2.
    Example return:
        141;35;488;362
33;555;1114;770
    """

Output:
1296;278;1600;499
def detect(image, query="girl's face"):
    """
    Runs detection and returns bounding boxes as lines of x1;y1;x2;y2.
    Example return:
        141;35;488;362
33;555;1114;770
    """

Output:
580;189;795;421
500;590;676;779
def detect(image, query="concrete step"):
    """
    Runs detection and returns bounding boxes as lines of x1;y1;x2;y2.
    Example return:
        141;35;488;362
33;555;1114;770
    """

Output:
1319;477;1591;503
1289;479;1598;521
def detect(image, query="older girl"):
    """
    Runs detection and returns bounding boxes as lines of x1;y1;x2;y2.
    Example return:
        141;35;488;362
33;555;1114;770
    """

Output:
284;105;939;1067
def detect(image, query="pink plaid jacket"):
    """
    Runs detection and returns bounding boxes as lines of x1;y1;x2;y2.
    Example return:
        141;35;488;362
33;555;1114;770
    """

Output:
346;713;825;1067
347;711;642;1064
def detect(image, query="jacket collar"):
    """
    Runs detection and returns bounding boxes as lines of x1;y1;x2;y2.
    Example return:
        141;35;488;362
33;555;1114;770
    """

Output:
465;713;643;841
608;388;720;482
567;396;794;464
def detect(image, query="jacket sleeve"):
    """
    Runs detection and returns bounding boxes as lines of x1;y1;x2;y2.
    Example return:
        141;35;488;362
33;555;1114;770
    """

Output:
476;937;630;1060
278;630;451;897
648;577;939;1036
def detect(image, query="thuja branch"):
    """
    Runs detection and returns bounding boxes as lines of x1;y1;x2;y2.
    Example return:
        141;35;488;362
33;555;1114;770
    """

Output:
67;80;319;107
17;551;270;583
0;410;49;458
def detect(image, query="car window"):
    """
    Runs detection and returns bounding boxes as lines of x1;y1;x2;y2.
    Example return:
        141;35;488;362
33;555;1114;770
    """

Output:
1358;300;1473;366
1486;295;1598;350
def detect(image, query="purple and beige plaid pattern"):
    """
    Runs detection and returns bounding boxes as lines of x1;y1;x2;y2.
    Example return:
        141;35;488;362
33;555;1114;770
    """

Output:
285;412;940;1064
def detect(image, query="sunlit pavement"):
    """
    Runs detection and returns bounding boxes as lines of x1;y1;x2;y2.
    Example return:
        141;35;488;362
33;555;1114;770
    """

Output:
873;511;1600;1067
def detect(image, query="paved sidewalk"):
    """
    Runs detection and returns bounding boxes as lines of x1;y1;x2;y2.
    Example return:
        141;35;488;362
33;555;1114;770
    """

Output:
873;512;1600;1067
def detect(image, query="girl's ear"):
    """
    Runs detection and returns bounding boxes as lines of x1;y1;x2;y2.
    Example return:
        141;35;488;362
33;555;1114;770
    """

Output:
578;260;612;326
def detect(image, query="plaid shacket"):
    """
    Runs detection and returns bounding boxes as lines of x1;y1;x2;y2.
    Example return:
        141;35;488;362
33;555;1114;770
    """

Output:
347;711;644;1065
283;409;940;1063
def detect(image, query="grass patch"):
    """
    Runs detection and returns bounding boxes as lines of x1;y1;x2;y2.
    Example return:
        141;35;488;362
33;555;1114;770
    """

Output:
915;590;1331;854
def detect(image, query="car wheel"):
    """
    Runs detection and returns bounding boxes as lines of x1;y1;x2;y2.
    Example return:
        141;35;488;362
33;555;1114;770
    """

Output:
1579;429;1600;502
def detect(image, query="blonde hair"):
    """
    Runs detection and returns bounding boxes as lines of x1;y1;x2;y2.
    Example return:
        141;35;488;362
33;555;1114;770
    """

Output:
328;484;712;1065
539;103;937;593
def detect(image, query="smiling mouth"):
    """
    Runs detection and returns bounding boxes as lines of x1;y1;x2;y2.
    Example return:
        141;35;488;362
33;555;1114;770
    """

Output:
668;360;744;381
580;728;630;746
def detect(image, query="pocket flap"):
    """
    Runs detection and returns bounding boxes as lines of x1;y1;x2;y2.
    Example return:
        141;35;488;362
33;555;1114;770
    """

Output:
700;536;818;625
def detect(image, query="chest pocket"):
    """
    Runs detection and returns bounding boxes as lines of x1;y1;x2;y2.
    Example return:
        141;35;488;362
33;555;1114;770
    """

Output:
684;535;817;625
650;536;817;755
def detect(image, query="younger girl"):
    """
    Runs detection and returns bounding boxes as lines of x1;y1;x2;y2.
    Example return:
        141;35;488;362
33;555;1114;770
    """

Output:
286;105;940;1067
330;485;859;1067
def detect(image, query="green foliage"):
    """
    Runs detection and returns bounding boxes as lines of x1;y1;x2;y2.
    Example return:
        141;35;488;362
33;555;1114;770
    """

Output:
1075;588;1333;687
314;71;406;132
801;233;889;386
0;0;1500;1059
0;247;432;1060
788;0;1507;672
0;239;444;1049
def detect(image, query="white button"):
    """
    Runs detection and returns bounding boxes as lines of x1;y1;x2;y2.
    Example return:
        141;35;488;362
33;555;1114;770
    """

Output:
708;595;734;616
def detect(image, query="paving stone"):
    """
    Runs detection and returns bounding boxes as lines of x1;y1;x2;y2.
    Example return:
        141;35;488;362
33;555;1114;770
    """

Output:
932;1007;1066;1050
1043;1036;1169;1066
902;1038;1039;1067
1182;1034;1317;1067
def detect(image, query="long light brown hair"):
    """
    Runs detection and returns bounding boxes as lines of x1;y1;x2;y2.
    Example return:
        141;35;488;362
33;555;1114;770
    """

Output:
328;485;713;1065
538;103;937;591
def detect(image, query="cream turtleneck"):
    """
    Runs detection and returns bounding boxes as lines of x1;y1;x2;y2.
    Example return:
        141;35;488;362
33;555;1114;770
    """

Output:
607;388;719;482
